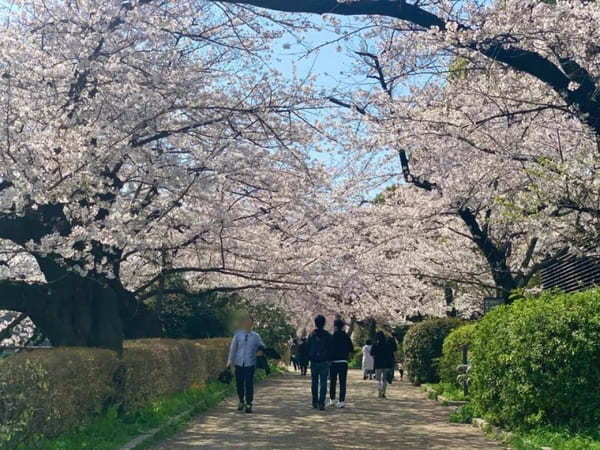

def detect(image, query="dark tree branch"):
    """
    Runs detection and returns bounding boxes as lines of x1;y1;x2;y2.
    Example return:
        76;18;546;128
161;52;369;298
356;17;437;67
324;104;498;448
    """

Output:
397;148;517;298
215;0;600;135
457;206;517;297
0;312;28;342
0;280;47;313
0;180;13;192
524;246;569;283
216;0;445;29
130;116;227;148
137;284;264;301
398;149;439;192
0;204;71;245
328;96;367;115
355;51;393;98
521;236;538;269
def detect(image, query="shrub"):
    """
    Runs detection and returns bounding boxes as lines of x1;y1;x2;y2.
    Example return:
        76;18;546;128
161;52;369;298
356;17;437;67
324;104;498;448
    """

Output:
439;323;477;387
120;338;230;410
0;348;119;449
243;302;296;358
144;276;238;339
403;317;464;385
450;403;475;424
0;338;230;448
348;347;363;369
471;289;600;430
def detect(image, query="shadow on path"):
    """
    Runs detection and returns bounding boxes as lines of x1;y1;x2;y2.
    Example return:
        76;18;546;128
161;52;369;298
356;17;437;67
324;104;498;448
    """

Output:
153;370;503;449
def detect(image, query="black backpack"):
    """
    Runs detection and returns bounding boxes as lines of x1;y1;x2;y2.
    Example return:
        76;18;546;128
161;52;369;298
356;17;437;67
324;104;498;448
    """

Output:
309;331;329;362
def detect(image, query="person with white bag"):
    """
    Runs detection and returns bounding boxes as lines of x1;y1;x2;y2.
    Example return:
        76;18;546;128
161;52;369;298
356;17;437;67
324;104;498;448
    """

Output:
361;339;374;380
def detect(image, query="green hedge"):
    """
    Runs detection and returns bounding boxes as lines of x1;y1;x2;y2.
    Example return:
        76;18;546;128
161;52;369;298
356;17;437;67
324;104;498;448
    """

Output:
471;289;600;430
439;323;476;387
348;347;362;369
121;338;229;410
0;338;230;448
403;318;464;385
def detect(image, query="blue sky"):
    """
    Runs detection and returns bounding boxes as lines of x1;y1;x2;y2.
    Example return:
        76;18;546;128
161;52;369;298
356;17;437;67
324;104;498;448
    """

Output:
262;22;399;199
269;20;368;93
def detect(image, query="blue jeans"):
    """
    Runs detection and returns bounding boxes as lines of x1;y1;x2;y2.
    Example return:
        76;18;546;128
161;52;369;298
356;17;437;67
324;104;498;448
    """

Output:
310;361;329;406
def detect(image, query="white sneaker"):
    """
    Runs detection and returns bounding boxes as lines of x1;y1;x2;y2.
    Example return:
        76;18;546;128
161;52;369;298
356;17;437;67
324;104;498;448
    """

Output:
336;401;345;408
328;399;337;407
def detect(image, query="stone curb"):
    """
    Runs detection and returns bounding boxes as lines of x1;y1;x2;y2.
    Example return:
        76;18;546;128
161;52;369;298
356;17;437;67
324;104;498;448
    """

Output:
421;386;468;407
420;388;533;449
420;387;556;450
472;417;532;448
119;408;196;450
437;395;469;407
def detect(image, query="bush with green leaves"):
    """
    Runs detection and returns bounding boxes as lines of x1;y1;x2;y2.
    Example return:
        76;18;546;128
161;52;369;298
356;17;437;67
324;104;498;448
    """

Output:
243;302;295;357
439;323;477;388
0;338;230;448
348;347;363;369
471;288;600;430
450;403;475;424
144;276;295;357
144;275;238;339
0;348;119;449
403;317;464;385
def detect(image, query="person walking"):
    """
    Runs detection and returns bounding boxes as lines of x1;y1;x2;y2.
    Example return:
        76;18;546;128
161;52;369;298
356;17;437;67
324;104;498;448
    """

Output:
362;339;374;380
298;336;309;376
398;359;404;381
328;319;354;408
226;315;265;413
290;338;299;371
371;331;397;399
307;315;332;410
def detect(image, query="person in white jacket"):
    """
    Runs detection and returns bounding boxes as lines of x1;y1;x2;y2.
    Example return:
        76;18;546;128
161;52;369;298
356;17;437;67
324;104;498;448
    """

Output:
362;339;374;380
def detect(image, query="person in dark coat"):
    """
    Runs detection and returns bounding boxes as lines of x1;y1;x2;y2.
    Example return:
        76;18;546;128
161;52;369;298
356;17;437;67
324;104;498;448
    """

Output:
290;338;299;371
297;337;309;376
307;315;332;410
328;319;354;408
370;331;397;398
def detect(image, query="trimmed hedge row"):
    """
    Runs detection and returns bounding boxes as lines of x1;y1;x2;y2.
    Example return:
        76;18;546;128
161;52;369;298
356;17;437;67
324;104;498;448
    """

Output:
439;323;476;387
403;317;464;385
0;338;230;447
120;338;229;410
471;290;600;430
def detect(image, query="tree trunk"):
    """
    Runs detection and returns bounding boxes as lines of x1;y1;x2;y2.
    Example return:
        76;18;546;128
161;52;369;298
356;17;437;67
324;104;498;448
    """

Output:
0;259;161;351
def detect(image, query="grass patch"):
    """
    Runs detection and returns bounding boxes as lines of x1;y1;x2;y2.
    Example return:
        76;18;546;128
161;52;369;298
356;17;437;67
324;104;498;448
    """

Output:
509;427;600;450
423;382;468;402
449;404;475;424
34;368;275;450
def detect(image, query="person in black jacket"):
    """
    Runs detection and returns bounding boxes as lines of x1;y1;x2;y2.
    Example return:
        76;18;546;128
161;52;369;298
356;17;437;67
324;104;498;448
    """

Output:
290;338;299;371
307;315;332;410
297;337;309;376
371;331;397;398
328;319;354;408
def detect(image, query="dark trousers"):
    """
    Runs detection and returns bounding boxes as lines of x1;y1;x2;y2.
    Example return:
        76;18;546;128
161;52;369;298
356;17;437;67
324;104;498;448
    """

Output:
235;365;255;404
329;362;348;402
311;361;329;406
299;360;308;376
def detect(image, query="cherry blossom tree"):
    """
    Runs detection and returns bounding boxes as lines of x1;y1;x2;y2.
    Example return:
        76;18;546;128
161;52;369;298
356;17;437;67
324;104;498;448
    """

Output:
0;0;336;349
213;0;600;307
216;0;600;135
5;0;600;345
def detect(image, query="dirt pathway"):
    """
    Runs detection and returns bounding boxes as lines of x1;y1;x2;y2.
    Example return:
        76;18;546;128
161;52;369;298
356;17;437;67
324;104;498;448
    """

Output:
153;370;503;450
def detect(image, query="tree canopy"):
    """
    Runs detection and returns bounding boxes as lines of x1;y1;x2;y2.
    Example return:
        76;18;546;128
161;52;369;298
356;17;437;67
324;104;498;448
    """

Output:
2;0;600;347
